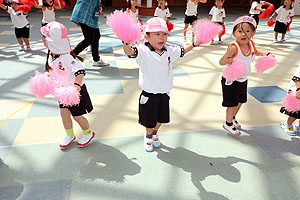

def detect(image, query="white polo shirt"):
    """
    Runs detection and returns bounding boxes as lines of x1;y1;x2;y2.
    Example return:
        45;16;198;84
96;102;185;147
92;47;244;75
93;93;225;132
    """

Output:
48;54;85;87
185;0;198;16
275;6;294;24
249;1;265;15
131;42;184;94
154;6;171;21
209;6;225;22
7;6;29;28
42;6;55;24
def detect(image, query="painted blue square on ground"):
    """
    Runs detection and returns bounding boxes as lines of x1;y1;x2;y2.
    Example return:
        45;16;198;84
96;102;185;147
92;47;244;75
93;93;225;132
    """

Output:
247;86;287;103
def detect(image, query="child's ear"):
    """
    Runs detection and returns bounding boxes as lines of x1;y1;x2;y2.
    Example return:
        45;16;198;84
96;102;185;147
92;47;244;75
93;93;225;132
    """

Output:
144;33;149;40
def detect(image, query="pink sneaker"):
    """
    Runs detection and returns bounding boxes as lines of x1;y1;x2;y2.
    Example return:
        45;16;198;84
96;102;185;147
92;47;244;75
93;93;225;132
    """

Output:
223;122;241;136
233;119;241;129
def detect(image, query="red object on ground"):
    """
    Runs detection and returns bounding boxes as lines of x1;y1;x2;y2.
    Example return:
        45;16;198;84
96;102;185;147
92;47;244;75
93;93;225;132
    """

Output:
267;18;276;26
17;5;31;13
209;163;213;166
219;24;225;36
167;22;173;32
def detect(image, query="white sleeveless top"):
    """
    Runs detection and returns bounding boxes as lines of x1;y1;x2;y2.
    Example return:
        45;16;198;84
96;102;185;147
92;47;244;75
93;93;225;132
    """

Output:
223;40;256;84
42;7;55;24
185;0;198;16
128;8;139;23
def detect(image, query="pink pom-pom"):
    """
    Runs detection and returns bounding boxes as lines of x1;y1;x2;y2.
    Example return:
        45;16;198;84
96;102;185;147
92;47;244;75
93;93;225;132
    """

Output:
192;19;222;44
29;71;55;98
282;91;300;113
223;60;247;81
255;56;277;74
17;5;31;13
106;10;141;44
54;86;80;106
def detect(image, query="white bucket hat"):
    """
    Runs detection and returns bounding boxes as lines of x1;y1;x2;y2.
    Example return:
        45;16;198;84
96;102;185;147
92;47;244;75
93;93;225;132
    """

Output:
233;16;257;30
40;22;71;55
145;17;169;33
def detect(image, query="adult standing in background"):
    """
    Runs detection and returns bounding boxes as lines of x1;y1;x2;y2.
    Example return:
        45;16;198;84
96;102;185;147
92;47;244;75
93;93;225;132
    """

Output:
70;0;109;67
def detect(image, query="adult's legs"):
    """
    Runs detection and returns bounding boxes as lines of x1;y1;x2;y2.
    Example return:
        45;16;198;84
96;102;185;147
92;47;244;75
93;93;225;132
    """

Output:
73;23;94;56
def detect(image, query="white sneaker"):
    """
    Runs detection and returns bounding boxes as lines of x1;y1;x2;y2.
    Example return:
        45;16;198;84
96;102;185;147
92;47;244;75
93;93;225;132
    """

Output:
281;39;286;43
233;119;241;129
210;41;214;45
26;46;31;51
92;59;110;67
223;122;241;136
274;39;278;43
152;134;161;148
19;46;25;51
144;134;153;152
86;46;92;52
183;36;187;42
280;121;296;136
218;40;224;44
59;135;76;149
77;131;95;147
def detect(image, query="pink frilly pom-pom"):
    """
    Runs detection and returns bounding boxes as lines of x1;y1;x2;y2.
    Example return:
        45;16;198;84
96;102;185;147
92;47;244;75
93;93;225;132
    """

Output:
192;18;222;44
54;86;80;106
29;71;55;98
223;60;247;81
255;56;277;74
282;91;300;113
106;10;141;44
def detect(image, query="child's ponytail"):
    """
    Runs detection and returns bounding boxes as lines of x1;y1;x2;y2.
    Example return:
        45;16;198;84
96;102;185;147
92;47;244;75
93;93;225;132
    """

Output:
45;50;51;72
70;50;84;63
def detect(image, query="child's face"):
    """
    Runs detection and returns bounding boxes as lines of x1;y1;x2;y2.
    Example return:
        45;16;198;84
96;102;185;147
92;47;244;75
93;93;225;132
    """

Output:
45;0;53;5
11;3;18;10
146;32;168;52
131;0;137;7
215;0;223;8
158;0;166;7
233;23;255;44
284;0;292;7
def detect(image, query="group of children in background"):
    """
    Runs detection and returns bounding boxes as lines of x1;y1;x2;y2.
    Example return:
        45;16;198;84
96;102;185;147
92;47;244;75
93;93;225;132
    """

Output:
0;0;298;151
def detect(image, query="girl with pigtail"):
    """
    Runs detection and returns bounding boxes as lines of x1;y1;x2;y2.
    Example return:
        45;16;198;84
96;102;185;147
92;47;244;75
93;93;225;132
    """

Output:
34;0;63;27
41;22;95;149
127;0;142;24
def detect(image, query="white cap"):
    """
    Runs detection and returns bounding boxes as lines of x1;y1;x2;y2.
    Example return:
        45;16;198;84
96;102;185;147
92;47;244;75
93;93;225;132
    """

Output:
233;16;257;30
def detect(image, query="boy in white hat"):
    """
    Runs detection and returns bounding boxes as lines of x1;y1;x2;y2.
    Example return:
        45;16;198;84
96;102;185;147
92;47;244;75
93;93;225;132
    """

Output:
0;0;31;51
123;17;200;152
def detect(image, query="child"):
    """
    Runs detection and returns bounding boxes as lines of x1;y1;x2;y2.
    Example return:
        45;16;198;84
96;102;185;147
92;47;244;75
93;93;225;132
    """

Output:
0;0;31;51
269;0;294;43
34;0;62;27
219;16;274;136
280;65;300;136
154;0;171;24
209;0;225;45
127;0;142;24
41;22;95;149
183;0;207;43
123;17;200;152
249;0;271;26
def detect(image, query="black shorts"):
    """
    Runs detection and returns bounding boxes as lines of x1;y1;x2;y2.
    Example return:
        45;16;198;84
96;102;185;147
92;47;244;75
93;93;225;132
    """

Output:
249;14;260;26
184;15;197;25
274;21;288;34
280;107;300;119
15;24;30;39
138;90;170;128
216;22;223;26
221;77;248;107
41;23;48;27
59;84;93;116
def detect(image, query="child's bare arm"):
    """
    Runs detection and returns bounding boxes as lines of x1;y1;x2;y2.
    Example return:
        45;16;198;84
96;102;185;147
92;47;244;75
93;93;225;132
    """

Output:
296;81;300;99
209;15;212;20
219;45;236;65
34;0;43;9
74;74;84;91
0;3;7;10
123;43;135;57
255;49;275;57
53;0;62;9
198;0;207;3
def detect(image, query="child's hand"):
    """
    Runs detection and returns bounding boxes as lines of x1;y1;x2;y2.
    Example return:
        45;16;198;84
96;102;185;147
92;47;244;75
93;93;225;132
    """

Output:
74;85;81;92
226;58;234;65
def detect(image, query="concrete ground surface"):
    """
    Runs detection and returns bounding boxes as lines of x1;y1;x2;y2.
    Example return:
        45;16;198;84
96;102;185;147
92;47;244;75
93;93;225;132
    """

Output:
0;6;300;200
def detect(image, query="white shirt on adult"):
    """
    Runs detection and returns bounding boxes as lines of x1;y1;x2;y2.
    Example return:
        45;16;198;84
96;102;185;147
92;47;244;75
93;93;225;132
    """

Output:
275;5;294;24
209;6;225;22
154;6;171;21
249;1;265;15
132;43;184;94
185;0;198;16
7;6;29;28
